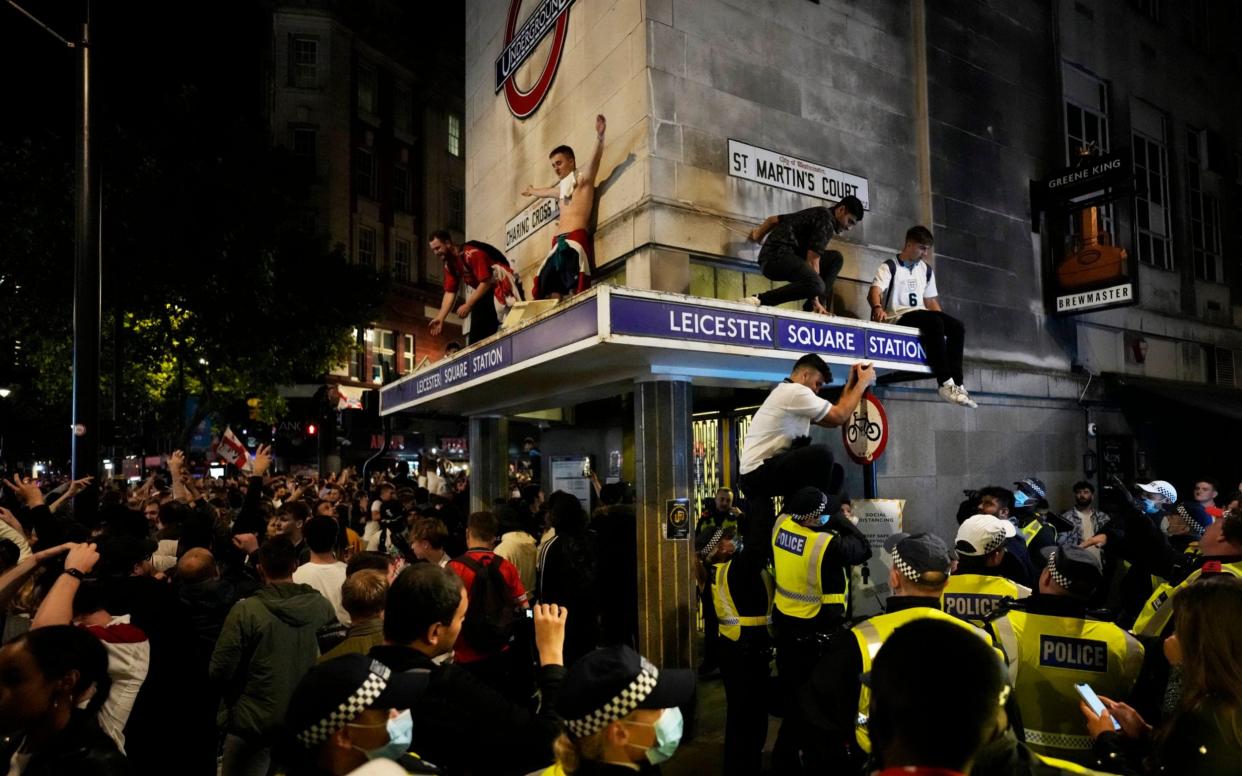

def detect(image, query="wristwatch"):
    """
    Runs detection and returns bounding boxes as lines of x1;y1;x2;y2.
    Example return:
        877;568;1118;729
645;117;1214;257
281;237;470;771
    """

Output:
64;568;86;581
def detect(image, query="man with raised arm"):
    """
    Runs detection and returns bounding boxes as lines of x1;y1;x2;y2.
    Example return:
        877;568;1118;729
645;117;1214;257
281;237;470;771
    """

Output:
521;114;607;299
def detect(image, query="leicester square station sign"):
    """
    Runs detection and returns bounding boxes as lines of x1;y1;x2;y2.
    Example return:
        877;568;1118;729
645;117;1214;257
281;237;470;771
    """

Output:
494;0;575;118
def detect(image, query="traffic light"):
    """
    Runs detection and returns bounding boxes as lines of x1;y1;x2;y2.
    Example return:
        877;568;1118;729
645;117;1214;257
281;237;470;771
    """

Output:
306;423;318;436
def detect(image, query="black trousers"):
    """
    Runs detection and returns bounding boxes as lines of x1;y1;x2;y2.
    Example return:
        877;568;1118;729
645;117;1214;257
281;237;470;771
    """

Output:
756;245;843;308
700;577;721;669
739;444;838;503
770;615;842;774
719;635;773;776
896;308;965;386
466;298;500;345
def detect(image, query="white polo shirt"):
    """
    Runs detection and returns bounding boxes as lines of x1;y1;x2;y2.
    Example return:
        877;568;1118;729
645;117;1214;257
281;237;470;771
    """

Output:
739;381;832;475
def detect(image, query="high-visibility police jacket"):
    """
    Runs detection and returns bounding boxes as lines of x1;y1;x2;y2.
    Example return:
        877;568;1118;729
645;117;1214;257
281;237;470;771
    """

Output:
852;604;993;753
771;514;847;619
1132;558;1242;638
990;599;1143;761
712;558;774;642
942;573;1032;625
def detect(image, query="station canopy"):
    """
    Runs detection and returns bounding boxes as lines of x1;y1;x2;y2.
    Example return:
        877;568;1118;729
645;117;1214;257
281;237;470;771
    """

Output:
380;286;931;418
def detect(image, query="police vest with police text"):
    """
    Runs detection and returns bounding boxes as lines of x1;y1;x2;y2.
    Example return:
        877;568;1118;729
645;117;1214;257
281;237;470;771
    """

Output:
852;606;993;753
712;559;774;642
1131;559;1242;638
942;573;1031;625
770;514;847;619
990;609;1143;761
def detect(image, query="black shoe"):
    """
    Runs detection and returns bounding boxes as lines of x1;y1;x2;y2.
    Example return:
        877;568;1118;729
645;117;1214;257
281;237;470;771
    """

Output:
697;662;720;678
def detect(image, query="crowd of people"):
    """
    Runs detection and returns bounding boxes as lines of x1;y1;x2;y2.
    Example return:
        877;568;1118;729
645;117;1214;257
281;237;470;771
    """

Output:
0;364;1238;776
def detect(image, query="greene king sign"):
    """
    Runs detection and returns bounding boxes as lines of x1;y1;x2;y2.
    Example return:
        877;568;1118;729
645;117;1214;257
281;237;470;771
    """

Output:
494;0;574;119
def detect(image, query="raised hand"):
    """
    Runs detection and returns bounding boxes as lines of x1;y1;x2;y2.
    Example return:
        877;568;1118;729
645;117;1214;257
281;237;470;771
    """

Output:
251;444;273;477
3;475;44;507
595;113;606;138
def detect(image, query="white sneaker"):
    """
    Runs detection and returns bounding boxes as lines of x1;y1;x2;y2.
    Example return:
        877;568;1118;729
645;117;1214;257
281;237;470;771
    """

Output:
938;381;977;408
955;386;978;408
740;296;762;306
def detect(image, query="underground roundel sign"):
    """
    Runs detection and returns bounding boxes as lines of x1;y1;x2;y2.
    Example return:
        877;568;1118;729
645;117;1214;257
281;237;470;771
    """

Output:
494;0;574;119
842;392;889;465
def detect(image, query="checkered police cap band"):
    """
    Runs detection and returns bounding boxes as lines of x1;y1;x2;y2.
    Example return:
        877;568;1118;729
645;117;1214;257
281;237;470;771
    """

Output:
891;548;920;582
981;531;1008;555
565;657;660;739
1176;505;1207;538
1021;478;1047;500
699;527;726;559
793;493;829;524
296;667;391;747
1047;552;1072;591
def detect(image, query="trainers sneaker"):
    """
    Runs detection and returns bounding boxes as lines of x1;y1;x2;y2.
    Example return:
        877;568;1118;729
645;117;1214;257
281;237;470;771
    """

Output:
955;386;978;409
938;381;976;408
740;296;762;306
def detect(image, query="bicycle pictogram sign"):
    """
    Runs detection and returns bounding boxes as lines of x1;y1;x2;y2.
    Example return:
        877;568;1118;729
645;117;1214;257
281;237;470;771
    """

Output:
842;391;889;465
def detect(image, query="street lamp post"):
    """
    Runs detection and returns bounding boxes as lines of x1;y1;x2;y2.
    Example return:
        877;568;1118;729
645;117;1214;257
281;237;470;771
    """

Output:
7;0;99;521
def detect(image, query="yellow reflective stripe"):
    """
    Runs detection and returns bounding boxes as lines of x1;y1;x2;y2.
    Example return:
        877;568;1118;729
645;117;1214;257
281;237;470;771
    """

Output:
1021;520;1042;546
990;615;1021;680
854;620;884;662
737;614;771;626
1032;753;1094;773
805;531;831;596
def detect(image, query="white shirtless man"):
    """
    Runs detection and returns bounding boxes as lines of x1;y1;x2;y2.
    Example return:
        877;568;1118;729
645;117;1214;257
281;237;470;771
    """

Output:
521;114;606;299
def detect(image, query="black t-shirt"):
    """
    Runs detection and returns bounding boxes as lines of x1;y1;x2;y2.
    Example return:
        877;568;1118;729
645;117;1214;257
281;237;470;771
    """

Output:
769;206;836;257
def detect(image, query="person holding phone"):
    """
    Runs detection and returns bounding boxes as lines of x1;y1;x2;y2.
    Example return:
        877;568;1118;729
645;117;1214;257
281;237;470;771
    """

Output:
1081;577;1242;775
987;545;1144;766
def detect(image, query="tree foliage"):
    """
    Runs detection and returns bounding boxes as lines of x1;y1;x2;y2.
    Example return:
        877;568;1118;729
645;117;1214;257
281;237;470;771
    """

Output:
0;3;386;461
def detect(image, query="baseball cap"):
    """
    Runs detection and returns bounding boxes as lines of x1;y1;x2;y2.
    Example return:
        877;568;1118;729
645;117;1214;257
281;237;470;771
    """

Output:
884;532;955;581
955;515;1016;556
95;536;157;577
1137;480;1177;503
287;654;429;748
558;645;695;739
1040;545;1103;597
785;487;842;524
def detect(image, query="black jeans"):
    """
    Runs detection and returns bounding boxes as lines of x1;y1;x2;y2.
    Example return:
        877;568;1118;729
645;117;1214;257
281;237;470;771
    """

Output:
466;297;500;345
756;245;843;308
897;308;965;386
739;444;838;503
719;635;773;776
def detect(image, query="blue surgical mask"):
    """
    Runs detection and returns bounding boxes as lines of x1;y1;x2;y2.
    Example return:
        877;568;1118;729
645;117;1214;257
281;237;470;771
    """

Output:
351;709;413;762
627;707;684;765
1143;498;1161;515
1013;491;1031;508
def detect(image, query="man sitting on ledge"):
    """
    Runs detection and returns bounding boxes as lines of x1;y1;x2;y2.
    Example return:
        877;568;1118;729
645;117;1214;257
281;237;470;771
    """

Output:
869;225;975;408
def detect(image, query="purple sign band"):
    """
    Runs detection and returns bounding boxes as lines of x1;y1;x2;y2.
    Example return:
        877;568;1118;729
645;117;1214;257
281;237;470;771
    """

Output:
380;298;598;411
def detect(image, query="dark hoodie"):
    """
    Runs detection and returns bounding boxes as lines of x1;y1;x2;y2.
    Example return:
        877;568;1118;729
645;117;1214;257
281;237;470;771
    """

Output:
208;582;334;739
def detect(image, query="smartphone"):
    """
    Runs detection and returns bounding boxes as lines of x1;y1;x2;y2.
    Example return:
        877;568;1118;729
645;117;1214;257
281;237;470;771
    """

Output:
582;458;591;477
1075;683;1120;730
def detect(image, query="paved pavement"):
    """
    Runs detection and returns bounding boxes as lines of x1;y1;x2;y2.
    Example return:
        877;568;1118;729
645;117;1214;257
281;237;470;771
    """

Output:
663;669;782;776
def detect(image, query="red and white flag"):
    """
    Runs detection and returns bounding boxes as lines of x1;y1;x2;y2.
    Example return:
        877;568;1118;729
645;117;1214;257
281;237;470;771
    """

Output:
213;426;250;470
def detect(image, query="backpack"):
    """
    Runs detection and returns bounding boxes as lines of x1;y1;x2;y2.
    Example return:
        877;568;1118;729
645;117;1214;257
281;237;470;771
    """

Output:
456;552;521;654
882;258;933;311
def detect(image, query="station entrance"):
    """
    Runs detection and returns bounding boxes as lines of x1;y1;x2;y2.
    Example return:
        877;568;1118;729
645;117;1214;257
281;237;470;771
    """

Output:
380;285;929;666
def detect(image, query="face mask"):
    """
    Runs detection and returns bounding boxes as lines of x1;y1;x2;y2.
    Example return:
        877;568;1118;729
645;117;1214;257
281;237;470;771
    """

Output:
1012;491;1031;508
627;707;683;765
351;709;413;762
1143;498;1161;515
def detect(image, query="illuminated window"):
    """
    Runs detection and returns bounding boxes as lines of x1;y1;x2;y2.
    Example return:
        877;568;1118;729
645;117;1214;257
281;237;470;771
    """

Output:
448;113;462;157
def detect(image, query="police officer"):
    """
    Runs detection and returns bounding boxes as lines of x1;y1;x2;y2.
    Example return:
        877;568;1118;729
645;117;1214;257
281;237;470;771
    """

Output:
988;545;1144;766
705;521;774;776
943;514;1032;625
1130;509;1242;638
769;486;871;772
694;488;742;677
795;532;993;773
1012;477;1059;567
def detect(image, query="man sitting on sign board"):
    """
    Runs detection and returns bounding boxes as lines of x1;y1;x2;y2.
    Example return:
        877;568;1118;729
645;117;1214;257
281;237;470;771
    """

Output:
428;231;523;345
741;195;864;314
868;225;976;408
521;114;607;300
